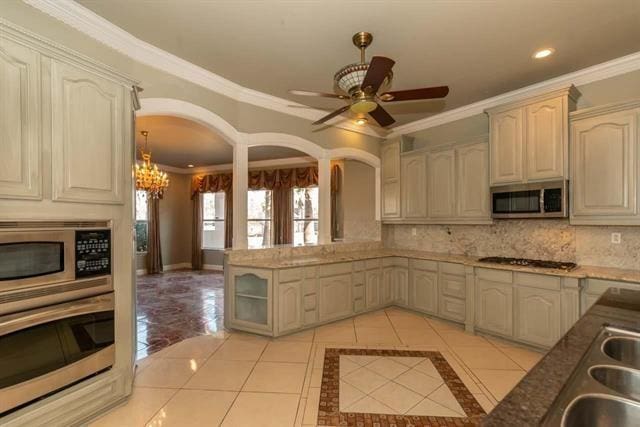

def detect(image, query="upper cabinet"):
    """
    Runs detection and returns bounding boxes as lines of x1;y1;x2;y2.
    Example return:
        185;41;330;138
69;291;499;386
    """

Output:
0;36;41;200
486;86;579;186
50;60;128;204
457;142;490;218
428;148;456;218
381;140;401;218
401;152;427;218
570;100;640;225
0;23;136;205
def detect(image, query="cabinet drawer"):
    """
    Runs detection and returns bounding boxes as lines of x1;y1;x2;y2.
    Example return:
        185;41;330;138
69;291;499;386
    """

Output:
279;268;304;283
439;262;465;276
365;259;382;269
319;262;352;277
383;257;408;267
439;296;466;322
303;294;317;311
476;267;513;283
303;279;317;296
514;272;561;291
411;259;438;271
440;273;466;298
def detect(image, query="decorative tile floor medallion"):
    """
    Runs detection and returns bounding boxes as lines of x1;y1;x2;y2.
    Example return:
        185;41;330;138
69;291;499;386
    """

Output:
318;348;486;426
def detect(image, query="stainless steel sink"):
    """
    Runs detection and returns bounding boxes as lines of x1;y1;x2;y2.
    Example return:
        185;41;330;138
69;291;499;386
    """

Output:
543;326;640;426
603;337;640;369
590;366;640;401
563;395;640;427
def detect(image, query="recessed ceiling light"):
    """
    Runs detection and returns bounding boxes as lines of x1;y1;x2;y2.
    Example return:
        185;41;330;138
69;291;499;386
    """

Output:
533;48;555;59
355;117;368;126
187;164;194;168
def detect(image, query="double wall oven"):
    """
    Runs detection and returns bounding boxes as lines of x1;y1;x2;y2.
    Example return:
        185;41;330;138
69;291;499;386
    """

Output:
0;222;114;415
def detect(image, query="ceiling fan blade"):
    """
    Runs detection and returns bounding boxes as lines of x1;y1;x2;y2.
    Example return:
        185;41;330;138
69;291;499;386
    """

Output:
289;89;348;100
360;56;395;94
368;104;396;127
379;86;449;102
312;104;351;125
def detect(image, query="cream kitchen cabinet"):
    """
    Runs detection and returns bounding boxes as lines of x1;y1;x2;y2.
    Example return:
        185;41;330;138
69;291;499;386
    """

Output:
50;59;129;204
457;142;490;219
401;152;427;218
383;257;409;306
381;141;401;218
475;269;513;337
486;87;578;186
365;259;383;309
428;148;456;218
0;35;42;200
409;259;438;314
277;281;303;334
318;263;353;322
489;108;524;185
514;286;561;347
438;262;466;322
570;100;640;225
228;267;273;334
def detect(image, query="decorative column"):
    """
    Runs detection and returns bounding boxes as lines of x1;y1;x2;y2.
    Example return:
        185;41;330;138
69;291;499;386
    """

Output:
318;155;332;244
232;139;248;249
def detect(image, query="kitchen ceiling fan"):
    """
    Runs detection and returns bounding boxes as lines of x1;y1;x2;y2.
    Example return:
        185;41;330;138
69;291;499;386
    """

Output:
289;32;449;128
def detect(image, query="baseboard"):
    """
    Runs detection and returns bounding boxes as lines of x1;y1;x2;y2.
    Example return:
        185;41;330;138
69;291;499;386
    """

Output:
163;262;192;271
202;263;224;271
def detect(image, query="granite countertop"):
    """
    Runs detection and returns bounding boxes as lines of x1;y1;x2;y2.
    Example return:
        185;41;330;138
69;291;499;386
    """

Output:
226;248;640;284
482;287;640;426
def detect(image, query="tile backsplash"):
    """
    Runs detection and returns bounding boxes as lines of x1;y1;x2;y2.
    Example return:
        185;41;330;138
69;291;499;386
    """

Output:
383;220;640;270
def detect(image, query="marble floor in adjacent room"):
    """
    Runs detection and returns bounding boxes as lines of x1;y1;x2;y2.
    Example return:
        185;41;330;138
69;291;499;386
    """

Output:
136;270;225;359
91;307;543;427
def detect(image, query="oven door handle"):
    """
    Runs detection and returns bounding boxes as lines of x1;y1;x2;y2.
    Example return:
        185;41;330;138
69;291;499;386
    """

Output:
0;292;114;336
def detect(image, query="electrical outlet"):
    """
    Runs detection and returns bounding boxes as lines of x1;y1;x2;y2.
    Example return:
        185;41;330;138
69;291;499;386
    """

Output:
611;232;621;244
412;227;417;236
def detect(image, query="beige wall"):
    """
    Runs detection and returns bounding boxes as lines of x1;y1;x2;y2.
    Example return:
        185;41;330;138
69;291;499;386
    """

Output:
342;160;381;241
1;1;383;155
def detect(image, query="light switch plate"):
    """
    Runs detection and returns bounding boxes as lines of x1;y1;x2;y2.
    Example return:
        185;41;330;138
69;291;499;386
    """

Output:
611;232;621;244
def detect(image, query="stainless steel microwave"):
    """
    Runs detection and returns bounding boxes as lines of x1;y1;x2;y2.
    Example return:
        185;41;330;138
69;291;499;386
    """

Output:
491;180;568;219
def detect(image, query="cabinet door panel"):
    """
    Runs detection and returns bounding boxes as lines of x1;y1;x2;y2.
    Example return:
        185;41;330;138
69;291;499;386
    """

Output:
51;60;126;204
365;270;381;308
278;282;302;333
382;182;401;217
428;149;456;218
401;153;427;218
526;97;564;181
394;268;409;306
457;143;489;218
515;286;561;347
572;111;637;217
382;267;395;304
476;279;513;336
0;37;41;199
318;274;353;321
490;109;524;184
382;143;400;181
410;269;438;314
381;142;401;218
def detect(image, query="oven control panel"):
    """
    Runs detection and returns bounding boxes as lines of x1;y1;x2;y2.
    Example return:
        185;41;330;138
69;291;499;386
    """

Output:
75;229;111;278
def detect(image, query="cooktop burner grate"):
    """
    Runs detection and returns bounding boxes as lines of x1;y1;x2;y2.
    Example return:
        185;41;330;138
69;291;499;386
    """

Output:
478;256;577;271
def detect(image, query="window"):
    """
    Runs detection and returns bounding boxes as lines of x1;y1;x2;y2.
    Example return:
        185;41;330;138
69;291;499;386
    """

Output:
202;192;226;249
135;190;148;252
293;187;318;246
247;190;272;248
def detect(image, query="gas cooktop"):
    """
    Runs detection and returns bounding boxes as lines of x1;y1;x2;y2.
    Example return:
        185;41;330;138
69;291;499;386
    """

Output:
478;256;578;271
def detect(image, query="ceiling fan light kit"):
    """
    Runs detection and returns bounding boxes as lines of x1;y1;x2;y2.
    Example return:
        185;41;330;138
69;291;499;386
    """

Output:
290;31;449;128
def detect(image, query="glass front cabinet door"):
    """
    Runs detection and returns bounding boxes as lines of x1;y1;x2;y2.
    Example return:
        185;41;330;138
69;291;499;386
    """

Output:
228;267;273;334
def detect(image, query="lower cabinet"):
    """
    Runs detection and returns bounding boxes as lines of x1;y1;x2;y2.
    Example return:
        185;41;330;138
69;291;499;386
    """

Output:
318;273;353;322
409;268;438;315
514;286;561;347
476;278;513;337
395;268;409;306
382;267;395;305
278;281;302;334
228;267;273;334
365;269;382;309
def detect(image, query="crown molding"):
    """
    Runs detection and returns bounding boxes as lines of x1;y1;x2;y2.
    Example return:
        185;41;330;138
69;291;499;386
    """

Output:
24;0;386;139
388;50;640;138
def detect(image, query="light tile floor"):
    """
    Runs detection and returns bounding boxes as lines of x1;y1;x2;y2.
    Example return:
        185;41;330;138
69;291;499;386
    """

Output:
90;307;543;427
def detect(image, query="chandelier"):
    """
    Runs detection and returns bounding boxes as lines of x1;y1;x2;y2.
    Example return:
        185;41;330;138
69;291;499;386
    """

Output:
135;130;169;198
